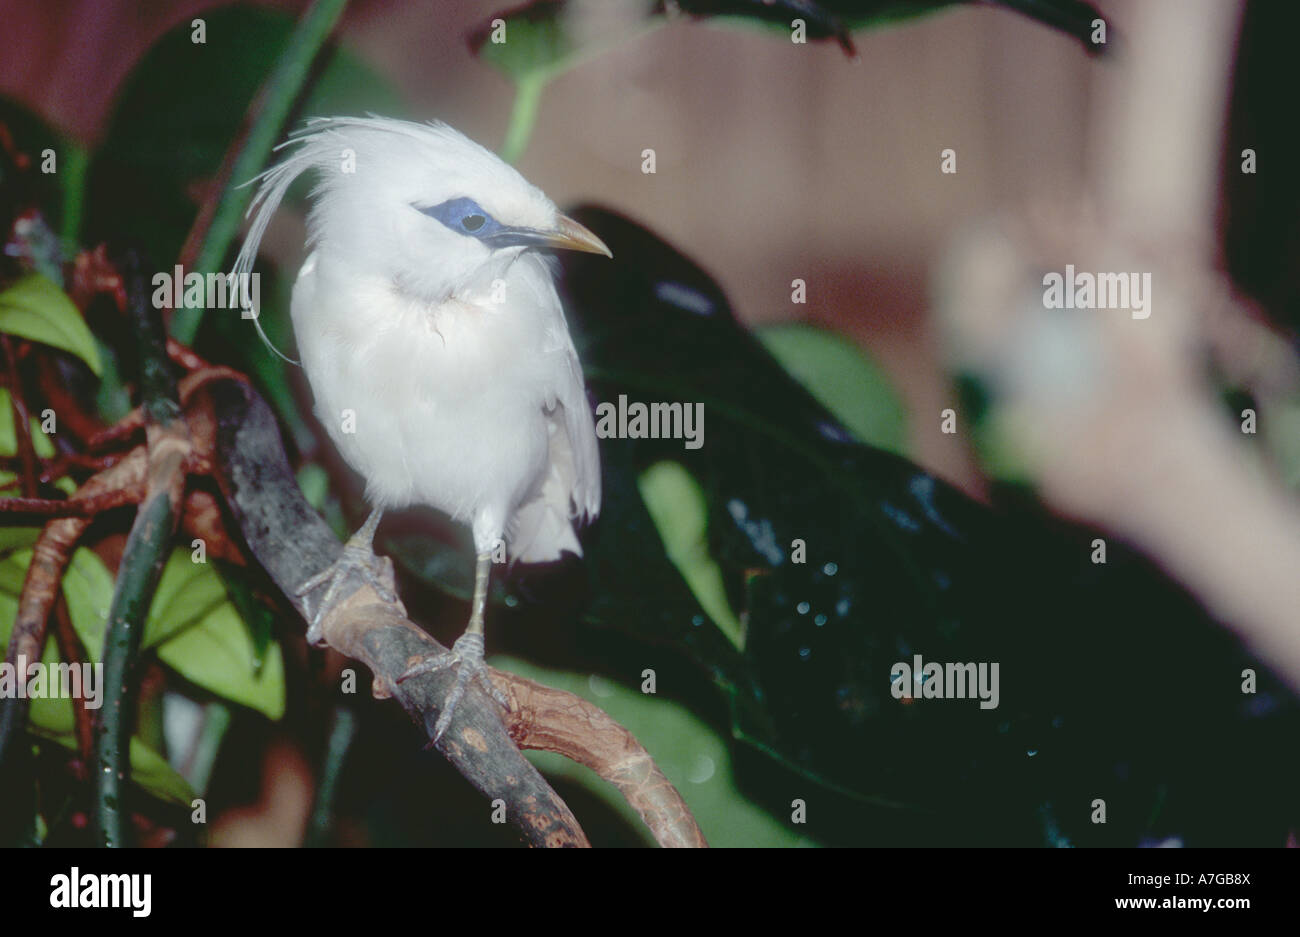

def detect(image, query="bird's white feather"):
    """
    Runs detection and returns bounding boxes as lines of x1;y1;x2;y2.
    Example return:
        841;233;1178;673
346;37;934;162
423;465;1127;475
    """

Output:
235;116;601;561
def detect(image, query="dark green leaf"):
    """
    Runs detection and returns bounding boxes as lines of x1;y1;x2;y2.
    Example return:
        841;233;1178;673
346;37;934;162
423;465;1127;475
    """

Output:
542;206;1298;845
755;322;907;456
85;5;402;271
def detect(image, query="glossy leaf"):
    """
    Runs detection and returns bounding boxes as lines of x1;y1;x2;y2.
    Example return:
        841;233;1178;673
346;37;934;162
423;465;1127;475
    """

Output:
755;322;908;456
543;206;1298;845
0;273;102;375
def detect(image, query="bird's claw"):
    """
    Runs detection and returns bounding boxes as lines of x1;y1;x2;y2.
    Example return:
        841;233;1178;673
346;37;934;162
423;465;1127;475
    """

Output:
397;632;509;744
296;542;398;645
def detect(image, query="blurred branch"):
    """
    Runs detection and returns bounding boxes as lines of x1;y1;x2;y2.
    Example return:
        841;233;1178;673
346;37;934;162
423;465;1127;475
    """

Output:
0;452;121;489
500;73;546;165
180;703;232;798
939;0;1300;692
171;0;350;343
304;705;357;847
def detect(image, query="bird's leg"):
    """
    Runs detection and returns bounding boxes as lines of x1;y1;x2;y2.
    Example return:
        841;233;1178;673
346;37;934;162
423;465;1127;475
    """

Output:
398;550;510;742
296;507;398;645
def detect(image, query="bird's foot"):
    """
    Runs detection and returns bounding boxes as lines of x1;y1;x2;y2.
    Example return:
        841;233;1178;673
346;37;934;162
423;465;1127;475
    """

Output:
296;540;398;646
397;632;509;743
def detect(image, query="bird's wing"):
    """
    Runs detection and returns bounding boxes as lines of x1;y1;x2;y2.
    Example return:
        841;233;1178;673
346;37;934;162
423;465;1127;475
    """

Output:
533;256;600;522
551;327;602;523
508;265;601;563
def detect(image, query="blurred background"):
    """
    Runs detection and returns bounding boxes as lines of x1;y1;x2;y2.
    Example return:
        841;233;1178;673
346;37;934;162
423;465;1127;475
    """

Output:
0;0;1127;493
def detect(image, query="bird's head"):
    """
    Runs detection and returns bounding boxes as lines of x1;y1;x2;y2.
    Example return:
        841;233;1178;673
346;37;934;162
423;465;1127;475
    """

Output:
233;116;610;305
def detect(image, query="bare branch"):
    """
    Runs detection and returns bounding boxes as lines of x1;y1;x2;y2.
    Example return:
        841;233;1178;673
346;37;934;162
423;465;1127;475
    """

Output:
493;671;709;847
198;374;705;847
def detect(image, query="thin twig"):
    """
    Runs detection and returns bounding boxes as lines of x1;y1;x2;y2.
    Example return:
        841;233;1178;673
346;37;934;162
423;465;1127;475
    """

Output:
0;489;142;517
0;453;119;490
51;598;93;773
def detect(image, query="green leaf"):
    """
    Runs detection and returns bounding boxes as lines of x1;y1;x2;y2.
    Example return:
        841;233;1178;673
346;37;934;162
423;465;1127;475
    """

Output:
56;548;285;719
156;602;286;721
30;728;194;807
490;655;814;847
296;462;331;511
216;560;276;672
637;461;745;650
58;546;116;656
0;527;41;554
143;551;229;648
755;322;908;456
0;388;57;459
123;736;195;806
0;274;102;375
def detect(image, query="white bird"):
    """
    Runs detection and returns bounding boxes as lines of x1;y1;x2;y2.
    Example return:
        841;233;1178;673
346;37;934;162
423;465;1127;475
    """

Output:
232;116;609;739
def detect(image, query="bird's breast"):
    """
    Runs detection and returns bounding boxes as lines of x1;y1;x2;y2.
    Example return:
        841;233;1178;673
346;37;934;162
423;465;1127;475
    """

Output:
292;253;563;519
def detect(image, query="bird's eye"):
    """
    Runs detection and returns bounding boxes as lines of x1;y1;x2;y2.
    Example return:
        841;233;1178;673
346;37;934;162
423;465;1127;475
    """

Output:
416;197;502;241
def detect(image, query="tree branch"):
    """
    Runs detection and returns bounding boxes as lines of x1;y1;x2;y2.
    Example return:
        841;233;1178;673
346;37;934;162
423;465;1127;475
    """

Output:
493;672;709;847
196;375;706;847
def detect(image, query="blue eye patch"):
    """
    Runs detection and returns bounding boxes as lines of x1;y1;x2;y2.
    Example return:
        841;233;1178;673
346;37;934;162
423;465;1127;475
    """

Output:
415;196;568;251
416;197;503;238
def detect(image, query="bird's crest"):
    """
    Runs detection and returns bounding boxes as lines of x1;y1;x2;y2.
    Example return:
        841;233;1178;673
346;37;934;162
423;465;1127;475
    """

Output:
231;115;468;364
